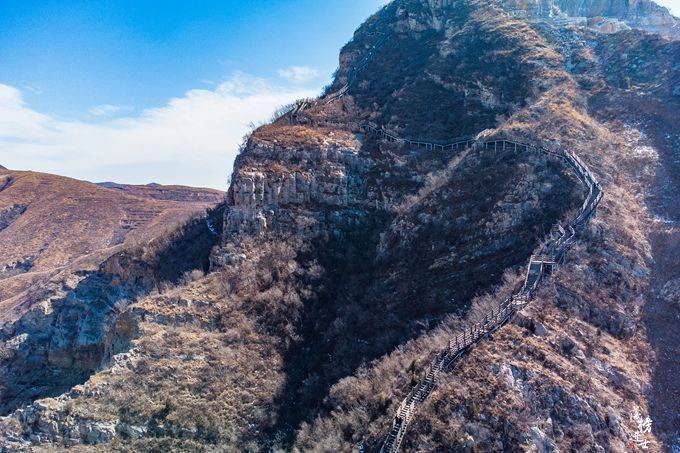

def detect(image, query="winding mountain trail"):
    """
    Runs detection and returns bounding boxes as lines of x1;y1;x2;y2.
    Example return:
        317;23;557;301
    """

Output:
287;25;603;453
373;136;602;453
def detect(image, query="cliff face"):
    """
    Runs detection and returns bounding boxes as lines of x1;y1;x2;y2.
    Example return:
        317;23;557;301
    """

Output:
0;254;150;416
1;0;679;451
555;0;678;29
0;203;224;406
223;126;367;238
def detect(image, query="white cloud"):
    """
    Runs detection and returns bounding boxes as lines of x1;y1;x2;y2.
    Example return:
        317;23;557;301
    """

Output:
23;85;42;95
89;104;133;117
277;66;320;83
0;74;318;190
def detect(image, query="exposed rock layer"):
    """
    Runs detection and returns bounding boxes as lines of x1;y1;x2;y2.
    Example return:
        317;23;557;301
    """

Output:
502;0;680;35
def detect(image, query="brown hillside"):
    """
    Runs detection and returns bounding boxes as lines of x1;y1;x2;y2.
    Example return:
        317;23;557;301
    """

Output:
0;168;222;323
96;182;225;203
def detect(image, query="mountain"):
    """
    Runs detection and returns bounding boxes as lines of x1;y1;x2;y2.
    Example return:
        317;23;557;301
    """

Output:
1;0;678;451
0;168;223;324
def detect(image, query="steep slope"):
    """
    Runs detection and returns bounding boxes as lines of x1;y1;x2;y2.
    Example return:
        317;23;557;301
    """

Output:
0;0;678;451
0;168;223;324
294;2;677;451
0;203;225;421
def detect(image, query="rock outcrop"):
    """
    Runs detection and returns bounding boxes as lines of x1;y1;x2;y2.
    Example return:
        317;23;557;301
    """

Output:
502;0;680;35
0;252;154;416
0;176;11;193
224;126;369;237
0;204;26;233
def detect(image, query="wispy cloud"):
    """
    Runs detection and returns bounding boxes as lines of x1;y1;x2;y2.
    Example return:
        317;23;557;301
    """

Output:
23;85;42;95
0;74;318;189
277;66;320;83
89;104;134;117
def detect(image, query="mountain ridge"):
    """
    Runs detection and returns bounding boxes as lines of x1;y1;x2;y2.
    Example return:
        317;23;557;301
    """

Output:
501;0;680;35
96;181;224;203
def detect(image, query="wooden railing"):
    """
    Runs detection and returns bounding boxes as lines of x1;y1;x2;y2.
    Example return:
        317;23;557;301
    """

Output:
327;34;389;104
377;134;602;453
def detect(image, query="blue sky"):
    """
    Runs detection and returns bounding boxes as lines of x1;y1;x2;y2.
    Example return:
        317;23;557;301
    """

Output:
0;0;390;119
0;0;678;189
0;0;388;189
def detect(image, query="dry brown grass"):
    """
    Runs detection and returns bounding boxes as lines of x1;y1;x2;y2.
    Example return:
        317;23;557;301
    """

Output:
290;5;662;451
3;235;319;450
252;124;357;149
2;1;674;450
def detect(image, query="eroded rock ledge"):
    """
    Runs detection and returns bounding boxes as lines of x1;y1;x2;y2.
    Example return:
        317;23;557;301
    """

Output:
224;126;371;238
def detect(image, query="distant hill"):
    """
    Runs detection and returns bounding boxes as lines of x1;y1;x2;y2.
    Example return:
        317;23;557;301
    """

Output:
96;181;225;203
0;169;223;323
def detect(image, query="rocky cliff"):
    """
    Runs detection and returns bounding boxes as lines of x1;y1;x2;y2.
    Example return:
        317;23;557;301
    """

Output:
0;206;224;439
1;0;678;451
502;0;680;35
222;126;367;238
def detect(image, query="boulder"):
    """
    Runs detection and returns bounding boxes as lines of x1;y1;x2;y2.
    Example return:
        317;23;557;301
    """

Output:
531;426;557;453
660;278;680;308
533;320;549;337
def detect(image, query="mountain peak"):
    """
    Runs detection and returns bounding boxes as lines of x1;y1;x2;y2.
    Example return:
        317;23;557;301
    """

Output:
391;0;680;35
500;0;680;35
